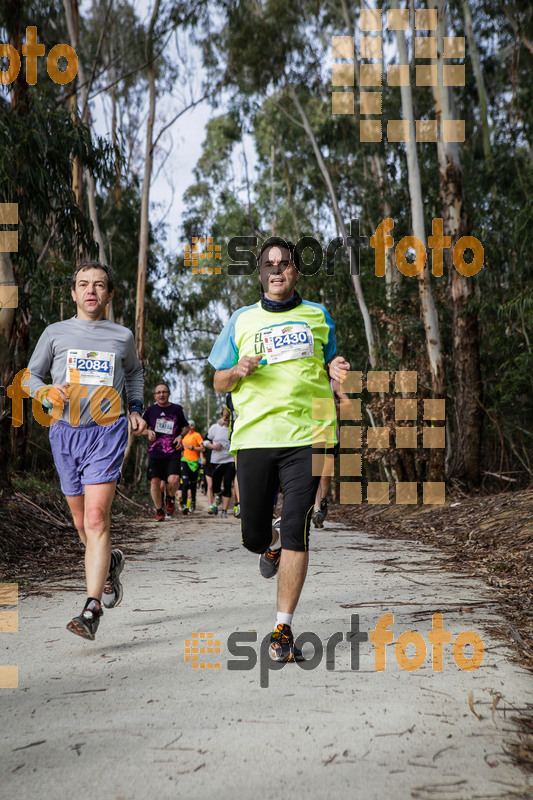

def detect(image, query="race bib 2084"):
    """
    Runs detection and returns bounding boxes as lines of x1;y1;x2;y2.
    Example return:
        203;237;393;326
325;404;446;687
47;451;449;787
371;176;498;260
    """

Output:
66;349;115;386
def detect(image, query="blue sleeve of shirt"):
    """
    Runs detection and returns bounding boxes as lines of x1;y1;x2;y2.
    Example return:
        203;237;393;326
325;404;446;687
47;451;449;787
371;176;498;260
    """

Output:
322;306;337;364
301;300;337;364
208;312;240;370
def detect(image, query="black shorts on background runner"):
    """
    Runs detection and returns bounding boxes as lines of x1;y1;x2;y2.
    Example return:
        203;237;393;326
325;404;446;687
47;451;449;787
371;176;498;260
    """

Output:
147;457;181;481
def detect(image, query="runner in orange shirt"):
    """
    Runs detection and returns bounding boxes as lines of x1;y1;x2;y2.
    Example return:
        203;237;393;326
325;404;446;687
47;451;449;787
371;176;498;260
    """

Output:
180;420;205;513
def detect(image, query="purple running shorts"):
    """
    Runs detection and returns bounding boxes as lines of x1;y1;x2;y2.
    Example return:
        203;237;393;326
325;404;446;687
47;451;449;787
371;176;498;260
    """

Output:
49;416;129;496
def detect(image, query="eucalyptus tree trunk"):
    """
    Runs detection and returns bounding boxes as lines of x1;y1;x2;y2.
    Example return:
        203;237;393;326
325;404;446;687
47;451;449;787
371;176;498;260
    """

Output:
462;0;491;166
289;87;377;367
429;0;483;487
0;252;16;494
270;143;276;235
0;254;15;347
135;0;161;361
64;0;83;214
339;0;399;305
0;2;28;494
63;0;112;320
124;0;161;472
0;252;17;488
389;1;444;399
390;0;445;482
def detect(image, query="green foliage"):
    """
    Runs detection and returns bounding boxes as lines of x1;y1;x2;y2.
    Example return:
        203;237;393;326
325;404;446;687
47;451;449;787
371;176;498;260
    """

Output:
178;0;532;485
0;94;115;324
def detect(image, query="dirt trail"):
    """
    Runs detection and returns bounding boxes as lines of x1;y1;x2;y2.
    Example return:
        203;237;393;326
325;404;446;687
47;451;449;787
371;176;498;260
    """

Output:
1;500;532;799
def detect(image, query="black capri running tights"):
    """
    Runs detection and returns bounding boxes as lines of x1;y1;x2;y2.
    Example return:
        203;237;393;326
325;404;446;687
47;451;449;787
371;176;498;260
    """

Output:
212;461;236;498
236;446;321;553
180;461;199;503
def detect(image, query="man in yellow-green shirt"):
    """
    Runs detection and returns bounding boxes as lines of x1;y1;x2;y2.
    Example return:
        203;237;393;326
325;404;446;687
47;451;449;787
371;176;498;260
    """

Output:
209;239;349;662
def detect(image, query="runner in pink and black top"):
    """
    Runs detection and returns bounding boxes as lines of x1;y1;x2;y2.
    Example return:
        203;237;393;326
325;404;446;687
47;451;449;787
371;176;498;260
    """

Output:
142;382;188;521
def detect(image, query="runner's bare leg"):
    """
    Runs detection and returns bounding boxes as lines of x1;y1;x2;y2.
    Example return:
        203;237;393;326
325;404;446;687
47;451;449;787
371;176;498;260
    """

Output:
277;550;309;614
83;481;116;599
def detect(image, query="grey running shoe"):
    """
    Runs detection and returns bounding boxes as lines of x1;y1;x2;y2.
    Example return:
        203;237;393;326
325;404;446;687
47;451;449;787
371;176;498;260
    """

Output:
313;499;328;528
102;549;125;609
312;509;324;528
67;599;103;641
259;547;281;578
259;517;281;577
220;509;228;518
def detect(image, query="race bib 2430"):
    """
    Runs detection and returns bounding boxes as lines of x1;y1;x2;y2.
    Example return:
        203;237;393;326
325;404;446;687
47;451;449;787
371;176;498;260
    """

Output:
261;323;314;365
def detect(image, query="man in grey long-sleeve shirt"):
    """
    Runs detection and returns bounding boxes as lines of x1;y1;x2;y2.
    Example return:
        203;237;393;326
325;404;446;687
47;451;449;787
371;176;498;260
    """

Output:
27;262;146;641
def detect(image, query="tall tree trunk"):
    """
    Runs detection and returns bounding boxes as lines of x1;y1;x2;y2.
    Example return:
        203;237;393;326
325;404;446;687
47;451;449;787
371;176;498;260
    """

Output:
270;143;276;235
135;0;161;361
289;87;377;367
0;253;16;495
64;0;83;216
125;0;161;475
0;1;29;496
339;0;400;307
390;0;445;482
462;0;491;166
64;0;112;321
110;48;122;208
430;0;483;487
390;1;444;398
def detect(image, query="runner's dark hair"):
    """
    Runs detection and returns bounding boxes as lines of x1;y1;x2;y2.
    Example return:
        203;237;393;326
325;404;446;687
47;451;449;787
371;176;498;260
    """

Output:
71;261;115;292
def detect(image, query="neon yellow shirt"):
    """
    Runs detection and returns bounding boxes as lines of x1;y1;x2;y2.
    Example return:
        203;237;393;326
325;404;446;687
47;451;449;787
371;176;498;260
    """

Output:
208;299;337;451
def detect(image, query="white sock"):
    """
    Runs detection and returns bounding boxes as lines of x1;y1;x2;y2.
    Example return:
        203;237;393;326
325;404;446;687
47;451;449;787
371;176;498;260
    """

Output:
270;539;281;551
276;611;293;628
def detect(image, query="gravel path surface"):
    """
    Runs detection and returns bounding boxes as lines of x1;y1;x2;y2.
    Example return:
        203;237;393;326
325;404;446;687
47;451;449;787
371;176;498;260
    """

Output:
1;502;531;799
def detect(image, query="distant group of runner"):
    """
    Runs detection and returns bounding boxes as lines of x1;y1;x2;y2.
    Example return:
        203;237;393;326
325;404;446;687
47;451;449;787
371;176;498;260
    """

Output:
142;385;239;521
25;238;349;663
